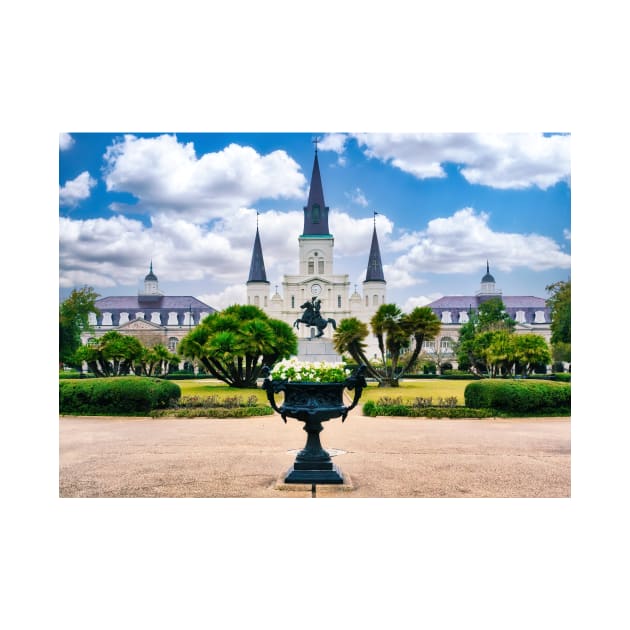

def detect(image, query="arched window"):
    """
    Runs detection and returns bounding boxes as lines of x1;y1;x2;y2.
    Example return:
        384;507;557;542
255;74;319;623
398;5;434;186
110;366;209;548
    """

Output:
168;337;178;352
264;296;268;307
365;295;369;306
337;295;342;308
291;296;295;308
308;259;315;274
318;259;324;274
373;294;378;306
254;295;259;306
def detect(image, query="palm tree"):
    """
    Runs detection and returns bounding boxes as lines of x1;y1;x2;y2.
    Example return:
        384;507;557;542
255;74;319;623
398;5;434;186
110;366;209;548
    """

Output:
399;307;442;375
332;318;382;380
178;305;298;387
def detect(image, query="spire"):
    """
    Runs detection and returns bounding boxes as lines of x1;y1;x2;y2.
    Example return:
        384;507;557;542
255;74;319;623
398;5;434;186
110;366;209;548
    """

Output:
302;148;331;236
247;225;269;283
365;218;385;282
481;260;495;283
144;260;157;282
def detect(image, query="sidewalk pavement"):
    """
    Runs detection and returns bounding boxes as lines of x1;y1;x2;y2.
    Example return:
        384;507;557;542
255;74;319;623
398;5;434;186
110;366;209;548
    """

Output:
59;408;570;498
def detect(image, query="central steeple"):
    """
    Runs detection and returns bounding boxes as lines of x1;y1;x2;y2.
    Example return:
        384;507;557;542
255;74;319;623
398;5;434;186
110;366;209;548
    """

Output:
302;146;331;237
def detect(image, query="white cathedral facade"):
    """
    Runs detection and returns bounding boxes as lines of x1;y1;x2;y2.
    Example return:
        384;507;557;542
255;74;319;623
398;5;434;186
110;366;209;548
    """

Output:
245;149;386;359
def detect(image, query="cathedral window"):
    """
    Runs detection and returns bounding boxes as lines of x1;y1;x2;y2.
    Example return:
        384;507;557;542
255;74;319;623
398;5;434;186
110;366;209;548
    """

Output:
373;294;378;306
337;295;342;308
291;296;295;308
264;296;268;307
365;295;369;306
308;259;315;274
318;260;324;274
254;296;259;306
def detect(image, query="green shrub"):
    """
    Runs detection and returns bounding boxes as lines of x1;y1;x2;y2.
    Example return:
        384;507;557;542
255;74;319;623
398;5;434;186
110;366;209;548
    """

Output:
59;377;181;415
464;379;570;413
553;373;571;382
150;406;273;418
362;400;494;418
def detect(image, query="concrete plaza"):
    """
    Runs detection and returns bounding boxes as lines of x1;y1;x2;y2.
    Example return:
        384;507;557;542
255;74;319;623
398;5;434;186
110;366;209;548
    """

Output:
59;410;570;498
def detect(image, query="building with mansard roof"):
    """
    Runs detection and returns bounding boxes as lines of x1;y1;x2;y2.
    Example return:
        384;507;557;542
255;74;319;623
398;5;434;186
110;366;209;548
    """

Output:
246;147;386;359
82;262;216;362
422;262;552;370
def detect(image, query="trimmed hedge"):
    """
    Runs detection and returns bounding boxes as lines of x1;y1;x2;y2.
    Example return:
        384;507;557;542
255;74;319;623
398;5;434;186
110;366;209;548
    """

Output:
362;400;494;418
464;379;570;413
60;377;181;415
150;407;274;418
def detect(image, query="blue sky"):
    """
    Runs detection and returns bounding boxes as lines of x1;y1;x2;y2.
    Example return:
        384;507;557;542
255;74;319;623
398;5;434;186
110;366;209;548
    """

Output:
59;132;570;311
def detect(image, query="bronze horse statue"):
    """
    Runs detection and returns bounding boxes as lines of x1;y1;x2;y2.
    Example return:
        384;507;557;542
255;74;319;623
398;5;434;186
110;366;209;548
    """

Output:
293;298;336;338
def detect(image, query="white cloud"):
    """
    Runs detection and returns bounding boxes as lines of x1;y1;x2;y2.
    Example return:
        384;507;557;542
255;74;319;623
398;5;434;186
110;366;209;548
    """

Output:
102;135;307;222
59;171;97;207
382;264;419;288
198;285;247;310
392;207;571;275
59;133;74;151
319;133;348;154
352;132;570;190
346;187;368;207
564;228;571;240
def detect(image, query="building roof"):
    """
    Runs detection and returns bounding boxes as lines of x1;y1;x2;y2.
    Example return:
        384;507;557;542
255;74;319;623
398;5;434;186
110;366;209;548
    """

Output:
365;225;385;282
247;226;269;283
94;295;214;310
427;295;548;310
302;151;331;237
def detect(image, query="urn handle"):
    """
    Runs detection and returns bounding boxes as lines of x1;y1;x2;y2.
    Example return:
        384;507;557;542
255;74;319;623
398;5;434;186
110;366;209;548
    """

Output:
341;364;368;422
261;365;288;422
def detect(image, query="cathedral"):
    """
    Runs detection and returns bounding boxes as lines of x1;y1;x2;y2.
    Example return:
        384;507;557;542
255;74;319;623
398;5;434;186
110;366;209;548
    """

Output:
245;147;386;358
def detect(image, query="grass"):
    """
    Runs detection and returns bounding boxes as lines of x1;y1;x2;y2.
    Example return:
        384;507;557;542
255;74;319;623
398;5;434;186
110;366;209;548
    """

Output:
361;379;475;405
175;379;270;405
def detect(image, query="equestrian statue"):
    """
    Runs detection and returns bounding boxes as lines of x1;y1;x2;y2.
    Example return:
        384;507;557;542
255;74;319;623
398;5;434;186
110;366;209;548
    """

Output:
293;297;337;339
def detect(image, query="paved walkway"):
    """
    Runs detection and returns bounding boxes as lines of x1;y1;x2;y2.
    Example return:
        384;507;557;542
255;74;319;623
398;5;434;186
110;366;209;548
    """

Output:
59;409;570;498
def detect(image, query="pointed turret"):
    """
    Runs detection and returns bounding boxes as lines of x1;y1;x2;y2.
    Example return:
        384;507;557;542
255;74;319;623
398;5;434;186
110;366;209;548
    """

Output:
247;226;269;284
302;150;331;236
365;224;385;282
477;260;501;300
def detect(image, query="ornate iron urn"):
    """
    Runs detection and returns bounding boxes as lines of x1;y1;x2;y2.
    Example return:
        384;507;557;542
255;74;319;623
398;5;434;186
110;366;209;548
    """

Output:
262;365;367;484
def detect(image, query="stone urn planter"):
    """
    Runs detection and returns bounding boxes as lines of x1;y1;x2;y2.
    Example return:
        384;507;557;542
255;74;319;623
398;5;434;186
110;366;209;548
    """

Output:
262;364;367;484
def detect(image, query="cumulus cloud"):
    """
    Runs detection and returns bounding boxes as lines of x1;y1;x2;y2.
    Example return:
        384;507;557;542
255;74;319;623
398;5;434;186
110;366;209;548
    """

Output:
392;207;571;275
402;294;443;312
197;285;247;310
59;171;97;207
59;133;74;151
102;135;307;222
352;132;570;190
346;187;368;207
319;133;348;154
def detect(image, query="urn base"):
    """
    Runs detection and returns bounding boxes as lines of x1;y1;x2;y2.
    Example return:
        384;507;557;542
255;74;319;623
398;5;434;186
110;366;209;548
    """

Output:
284;463;345;484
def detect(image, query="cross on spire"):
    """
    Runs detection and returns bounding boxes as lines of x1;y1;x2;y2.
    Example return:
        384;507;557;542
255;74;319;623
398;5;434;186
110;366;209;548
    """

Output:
312;136;321;154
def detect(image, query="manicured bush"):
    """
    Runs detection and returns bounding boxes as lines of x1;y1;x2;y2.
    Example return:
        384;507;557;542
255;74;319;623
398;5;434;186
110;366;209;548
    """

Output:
464;379;570;413
362;400;494;418
59;377;181;415
553;373;571;382
150;406;274;418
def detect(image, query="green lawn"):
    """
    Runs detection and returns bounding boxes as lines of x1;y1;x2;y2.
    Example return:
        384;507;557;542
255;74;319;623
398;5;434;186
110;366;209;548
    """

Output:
174;377;476;406
360;379;475;405
176;379;270;404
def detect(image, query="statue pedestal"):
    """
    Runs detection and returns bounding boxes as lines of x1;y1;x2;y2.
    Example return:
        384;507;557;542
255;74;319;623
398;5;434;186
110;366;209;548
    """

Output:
297;338;342;363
